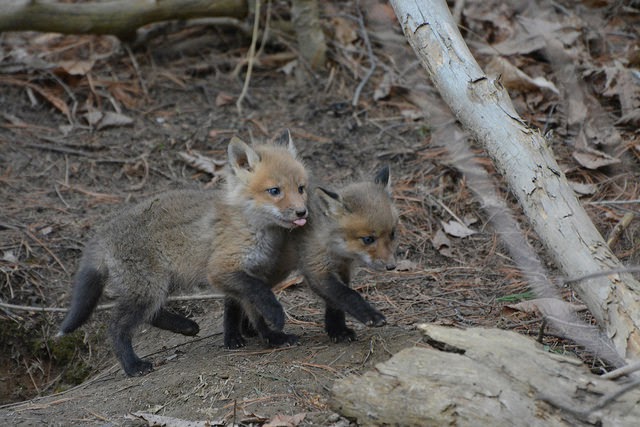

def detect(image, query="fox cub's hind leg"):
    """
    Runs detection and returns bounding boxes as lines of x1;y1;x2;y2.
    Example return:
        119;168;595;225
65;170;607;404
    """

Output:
110;302;154;377
151;308;200;336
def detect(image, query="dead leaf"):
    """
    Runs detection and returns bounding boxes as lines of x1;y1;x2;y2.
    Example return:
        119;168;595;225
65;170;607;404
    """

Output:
432;229;451;249
463;214;478;226
505;298;587;317
616;109;640;127
0;77;70;119
215;92;234;107
178;151;226;176
441;220;476;238
569;181;597;196
572;148;620;170
263;413;306;427
2;250;17;263
278;59;297;76
57;59;95;76
83;111;134;130
486;56;559;94
602;63;640;118
395;259;417;271
432;229;455;257
374;72;393;101
400;109;423;121
332;17;358;46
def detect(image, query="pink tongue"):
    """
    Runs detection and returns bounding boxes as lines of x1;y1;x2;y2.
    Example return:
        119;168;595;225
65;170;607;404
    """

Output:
293;218;307;227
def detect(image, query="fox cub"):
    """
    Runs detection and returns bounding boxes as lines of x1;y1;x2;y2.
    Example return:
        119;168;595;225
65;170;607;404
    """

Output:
303;167;398;342
58;133;309;376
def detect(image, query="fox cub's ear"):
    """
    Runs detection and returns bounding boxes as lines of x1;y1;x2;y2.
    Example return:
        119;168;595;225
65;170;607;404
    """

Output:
316;187;347;216
228;136;261;177
273;128;298;158
374;166;392;197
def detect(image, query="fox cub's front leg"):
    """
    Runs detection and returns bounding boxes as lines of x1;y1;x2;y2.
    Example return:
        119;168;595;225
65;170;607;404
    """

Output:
223;299;298;348
313;273;386;342
223;272;298;348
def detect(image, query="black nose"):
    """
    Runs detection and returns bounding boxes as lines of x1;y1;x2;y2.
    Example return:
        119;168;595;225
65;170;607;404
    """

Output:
386;264;396;271
296;209;307;218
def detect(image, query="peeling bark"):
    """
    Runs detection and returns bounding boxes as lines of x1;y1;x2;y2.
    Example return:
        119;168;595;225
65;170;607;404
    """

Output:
389;0;640;362
331;325;640;426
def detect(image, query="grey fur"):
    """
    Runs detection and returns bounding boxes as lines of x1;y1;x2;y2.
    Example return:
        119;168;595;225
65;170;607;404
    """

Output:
59;137;309;376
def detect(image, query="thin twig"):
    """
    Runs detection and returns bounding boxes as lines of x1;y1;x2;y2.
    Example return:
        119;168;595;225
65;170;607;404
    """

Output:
352;3;377;107
124;44;149;98
255;0;271;59
562;266;640;285
236;0;261;115
606;212;634;248
601;361;640;380
586;199;640;205
0;293;224;314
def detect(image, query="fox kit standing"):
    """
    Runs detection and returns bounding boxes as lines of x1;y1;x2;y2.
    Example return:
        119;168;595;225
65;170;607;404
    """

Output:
303;167;398;342
58;134;309;376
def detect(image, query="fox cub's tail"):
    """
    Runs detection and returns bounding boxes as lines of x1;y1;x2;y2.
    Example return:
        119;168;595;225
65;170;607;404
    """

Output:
57;264;106;336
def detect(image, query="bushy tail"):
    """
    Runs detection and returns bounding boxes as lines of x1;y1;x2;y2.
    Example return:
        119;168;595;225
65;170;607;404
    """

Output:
57;267;106;336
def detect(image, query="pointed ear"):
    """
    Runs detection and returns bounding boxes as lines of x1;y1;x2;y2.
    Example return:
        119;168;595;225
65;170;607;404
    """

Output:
374;166;392;196
228;136;261;176
316;187;345;216
273;128;297;157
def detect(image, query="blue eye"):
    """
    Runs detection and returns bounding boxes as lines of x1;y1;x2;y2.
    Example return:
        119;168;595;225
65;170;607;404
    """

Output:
267;187;281;196
361;236;376;245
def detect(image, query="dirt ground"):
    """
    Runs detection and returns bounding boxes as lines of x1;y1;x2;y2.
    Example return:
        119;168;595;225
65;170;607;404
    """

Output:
1;0;639;425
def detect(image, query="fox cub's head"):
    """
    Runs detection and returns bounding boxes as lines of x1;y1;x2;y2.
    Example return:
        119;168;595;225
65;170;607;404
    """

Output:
226;130;309;229
317;167;398;271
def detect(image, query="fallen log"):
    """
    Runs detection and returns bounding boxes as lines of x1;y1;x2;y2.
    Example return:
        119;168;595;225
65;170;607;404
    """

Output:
0;0;248;41
389;0;640;362
331;325;640;426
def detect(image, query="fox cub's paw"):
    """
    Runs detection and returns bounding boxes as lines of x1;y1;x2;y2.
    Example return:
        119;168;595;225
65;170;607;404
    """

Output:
264;331;299;347
327;325;357;343
361;308;386;327
366;311;386;327
224;332;247;349
124;359;154;377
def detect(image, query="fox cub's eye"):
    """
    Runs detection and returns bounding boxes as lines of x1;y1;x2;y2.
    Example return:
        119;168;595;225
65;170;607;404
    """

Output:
361;236;376;245
390;228;396;240
267;187;281;196
298;185;305;194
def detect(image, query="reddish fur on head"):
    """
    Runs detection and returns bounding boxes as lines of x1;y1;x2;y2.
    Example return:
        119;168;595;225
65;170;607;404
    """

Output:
317;166;398;271
226;133;309;229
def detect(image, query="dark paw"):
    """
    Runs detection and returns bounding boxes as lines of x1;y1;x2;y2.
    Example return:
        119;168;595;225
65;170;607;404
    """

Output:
123;359;153;377
265;331;299;347
224;333;246;349
365;311;386;327
178;319;200;336
328;326;357;343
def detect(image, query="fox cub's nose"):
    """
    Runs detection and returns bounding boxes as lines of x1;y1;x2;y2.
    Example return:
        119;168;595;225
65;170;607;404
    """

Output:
295;208;307;218
385;263;396;271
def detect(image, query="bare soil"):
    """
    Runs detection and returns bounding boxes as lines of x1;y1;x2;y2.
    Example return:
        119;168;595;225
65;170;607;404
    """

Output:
1;1;639;425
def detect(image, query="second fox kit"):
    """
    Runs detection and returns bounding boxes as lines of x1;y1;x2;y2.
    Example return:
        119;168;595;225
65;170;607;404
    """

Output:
304;167;398;342
223;167;399;344
58;134;309;376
